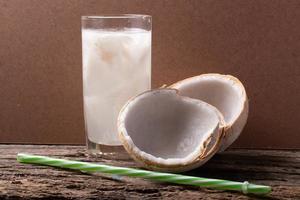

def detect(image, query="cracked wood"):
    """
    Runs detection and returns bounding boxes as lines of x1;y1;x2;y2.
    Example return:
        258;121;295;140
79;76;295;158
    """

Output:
0;145;299;199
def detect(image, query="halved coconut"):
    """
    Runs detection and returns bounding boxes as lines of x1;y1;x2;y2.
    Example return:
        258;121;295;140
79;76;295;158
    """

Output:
118;89;225;172
170;73;248;152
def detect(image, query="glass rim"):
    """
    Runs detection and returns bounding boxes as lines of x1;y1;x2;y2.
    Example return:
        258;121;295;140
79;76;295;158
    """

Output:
82;14;151;20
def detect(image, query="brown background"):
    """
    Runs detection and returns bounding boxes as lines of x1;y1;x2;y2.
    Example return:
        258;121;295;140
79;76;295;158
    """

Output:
0;0;299;149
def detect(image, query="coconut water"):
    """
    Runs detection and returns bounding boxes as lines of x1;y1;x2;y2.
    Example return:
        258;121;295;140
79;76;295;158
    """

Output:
82;28;151;145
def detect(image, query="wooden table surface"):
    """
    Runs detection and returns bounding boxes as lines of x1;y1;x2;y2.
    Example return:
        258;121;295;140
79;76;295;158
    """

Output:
0;145;299;200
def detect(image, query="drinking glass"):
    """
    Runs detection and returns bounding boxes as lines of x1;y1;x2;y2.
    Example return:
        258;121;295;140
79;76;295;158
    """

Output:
81;15;152;158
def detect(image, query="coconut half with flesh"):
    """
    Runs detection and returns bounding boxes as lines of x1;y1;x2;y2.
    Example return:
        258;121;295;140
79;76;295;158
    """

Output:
118;89;225;172
170;73;248;152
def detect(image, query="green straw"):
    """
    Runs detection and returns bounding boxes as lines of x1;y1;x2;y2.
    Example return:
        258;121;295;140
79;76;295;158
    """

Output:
17;153;271;195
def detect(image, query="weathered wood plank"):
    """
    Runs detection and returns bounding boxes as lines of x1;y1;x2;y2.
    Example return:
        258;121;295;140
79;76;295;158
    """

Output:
0;145;299;199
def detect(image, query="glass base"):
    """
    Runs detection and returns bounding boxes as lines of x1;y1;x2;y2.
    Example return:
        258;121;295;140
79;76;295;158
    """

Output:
86;138;131;160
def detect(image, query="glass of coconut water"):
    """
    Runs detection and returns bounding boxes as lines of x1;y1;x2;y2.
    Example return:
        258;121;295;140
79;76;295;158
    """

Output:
81;15;151;158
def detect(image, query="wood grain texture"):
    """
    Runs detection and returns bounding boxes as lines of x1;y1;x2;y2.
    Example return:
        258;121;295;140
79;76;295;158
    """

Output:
0;145;299;199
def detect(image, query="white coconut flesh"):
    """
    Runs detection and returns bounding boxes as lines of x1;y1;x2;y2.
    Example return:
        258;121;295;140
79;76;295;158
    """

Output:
118;89;224;172
170;74;248;151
